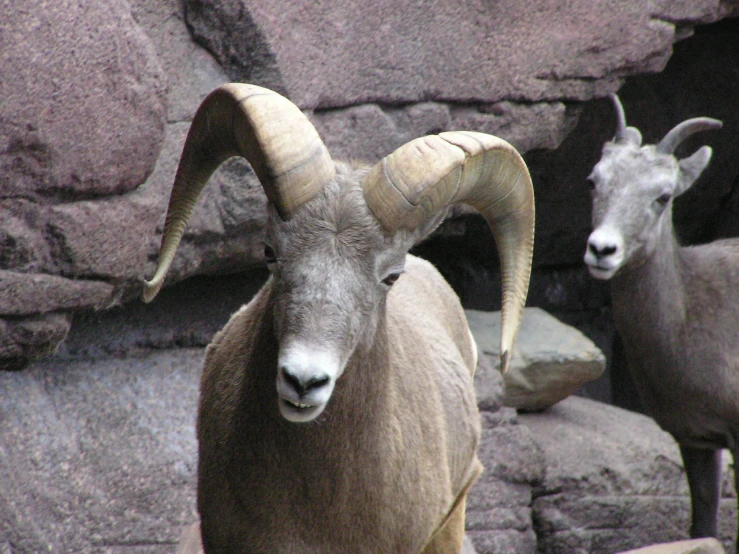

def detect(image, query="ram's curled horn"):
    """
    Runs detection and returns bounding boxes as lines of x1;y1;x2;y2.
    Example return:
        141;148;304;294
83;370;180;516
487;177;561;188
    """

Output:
361;131;535;373
142;83;335;303
656;117;723;155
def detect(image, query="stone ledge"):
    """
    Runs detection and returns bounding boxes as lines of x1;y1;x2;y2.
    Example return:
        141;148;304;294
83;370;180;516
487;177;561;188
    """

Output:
617;538;726;554
466;307;605;411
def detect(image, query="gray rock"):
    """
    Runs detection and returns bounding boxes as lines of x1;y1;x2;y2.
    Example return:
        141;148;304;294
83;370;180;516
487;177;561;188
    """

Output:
0;313;72;371
466;307;605;411
0;0;167;365
618;538;726;554
0;271;113;316
466;352;544;554
182;0;716;109
0;0;166;200
466;408;544;554
129;0;228;123
0;348;201;553
518;396;737;554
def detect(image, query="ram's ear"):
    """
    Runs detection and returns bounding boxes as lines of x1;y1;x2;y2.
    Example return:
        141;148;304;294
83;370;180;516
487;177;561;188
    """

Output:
677;146;712;196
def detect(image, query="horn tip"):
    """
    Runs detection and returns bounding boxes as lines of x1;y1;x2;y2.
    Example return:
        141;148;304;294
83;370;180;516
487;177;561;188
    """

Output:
142;279;163;304
500;350;510;374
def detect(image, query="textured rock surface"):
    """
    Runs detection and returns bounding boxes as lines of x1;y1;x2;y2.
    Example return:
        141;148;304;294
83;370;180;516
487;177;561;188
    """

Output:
0;0;167;366
2;0;738;370
0;0;167;200
467;308;605;411
519;396;737;554
184;0;733;108
467;354;546;554
618;538;726;554
0;348;201;553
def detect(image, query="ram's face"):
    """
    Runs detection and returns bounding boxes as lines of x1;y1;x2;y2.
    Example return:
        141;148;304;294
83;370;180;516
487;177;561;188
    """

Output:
265;173;411;423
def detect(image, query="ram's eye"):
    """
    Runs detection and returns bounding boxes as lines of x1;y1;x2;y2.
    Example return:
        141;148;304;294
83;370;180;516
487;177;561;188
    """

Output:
264;245;277;264
382;272;402;287
656;193;672;207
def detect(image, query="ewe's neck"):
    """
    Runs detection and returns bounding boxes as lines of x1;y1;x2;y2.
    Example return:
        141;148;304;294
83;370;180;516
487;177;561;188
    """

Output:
610;211;687;332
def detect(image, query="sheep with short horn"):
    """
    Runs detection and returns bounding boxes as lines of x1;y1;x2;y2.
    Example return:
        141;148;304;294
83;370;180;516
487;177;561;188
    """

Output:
585;94;738;547
144;83;534;553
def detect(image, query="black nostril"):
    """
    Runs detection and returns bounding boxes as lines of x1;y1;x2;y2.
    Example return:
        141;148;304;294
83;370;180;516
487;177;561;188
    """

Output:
281;368;330;396
589;242;617;258
600;245;617;256
282;368;306;396
305;375;330;391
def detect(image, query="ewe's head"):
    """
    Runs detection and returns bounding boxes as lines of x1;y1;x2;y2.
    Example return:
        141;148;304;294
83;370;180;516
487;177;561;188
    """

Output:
584;94;721;280
143;84;535;423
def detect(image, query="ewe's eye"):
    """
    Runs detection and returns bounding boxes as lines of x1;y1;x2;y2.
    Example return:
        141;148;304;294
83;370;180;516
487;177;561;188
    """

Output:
382;272;402;287
264;244;277;264
655;193;672;208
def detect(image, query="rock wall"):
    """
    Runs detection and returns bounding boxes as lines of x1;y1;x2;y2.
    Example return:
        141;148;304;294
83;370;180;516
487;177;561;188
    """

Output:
2;0;738;370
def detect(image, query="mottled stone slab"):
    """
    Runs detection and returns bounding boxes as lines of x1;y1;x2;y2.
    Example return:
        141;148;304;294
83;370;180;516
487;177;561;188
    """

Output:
466;307;605;411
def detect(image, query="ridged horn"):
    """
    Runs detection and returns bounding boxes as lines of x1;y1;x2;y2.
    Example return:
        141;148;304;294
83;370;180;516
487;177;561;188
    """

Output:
362;131;535;373
656;117;723;154
610;93;629;144
142;83;335;303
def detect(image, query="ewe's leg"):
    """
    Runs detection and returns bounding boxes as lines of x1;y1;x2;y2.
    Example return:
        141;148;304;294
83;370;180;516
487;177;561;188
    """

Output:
680;445;721;539
421;496;467;554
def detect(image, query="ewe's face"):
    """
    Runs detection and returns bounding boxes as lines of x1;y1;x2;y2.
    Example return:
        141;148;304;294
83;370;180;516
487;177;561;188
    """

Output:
584;144;679;280
265;173;411;423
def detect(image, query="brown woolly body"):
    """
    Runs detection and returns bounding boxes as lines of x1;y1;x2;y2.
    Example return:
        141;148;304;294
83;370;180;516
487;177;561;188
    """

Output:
196;170;481;553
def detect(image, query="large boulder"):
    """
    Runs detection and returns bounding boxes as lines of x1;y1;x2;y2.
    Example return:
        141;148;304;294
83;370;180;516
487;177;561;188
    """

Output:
0;0;168;368
183;0;729;109
467;308;606;411
0;0;166;201
0;348;201;553
618;538;726;554
519;396;737;554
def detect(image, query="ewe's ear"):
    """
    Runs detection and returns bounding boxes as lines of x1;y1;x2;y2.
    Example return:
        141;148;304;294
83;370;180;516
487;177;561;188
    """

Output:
624;126;642;146
677;146;712;196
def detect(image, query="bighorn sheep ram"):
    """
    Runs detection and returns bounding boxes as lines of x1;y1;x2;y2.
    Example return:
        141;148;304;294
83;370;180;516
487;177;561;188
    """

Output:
585;94;738;546
143;83;535;553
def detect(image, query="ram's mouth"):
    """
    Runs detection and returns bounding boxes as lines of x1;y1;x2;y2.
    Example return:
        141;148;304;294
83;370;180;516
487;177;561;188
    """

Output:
284;399;314;410
279;397;324;422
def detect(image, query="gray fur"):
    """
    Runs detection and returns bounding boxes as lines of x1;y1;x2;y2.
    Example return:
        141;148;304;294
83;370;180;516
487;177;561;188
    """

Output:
584;99;738;545
197;161;482;553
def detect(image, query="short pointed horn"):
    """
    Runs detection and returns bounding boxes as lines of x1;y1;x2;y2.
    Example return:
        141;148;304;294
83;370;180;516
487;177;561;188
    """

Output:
142;83;335;303
610;94;629;144
362;131;535;373
656;117;723;154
